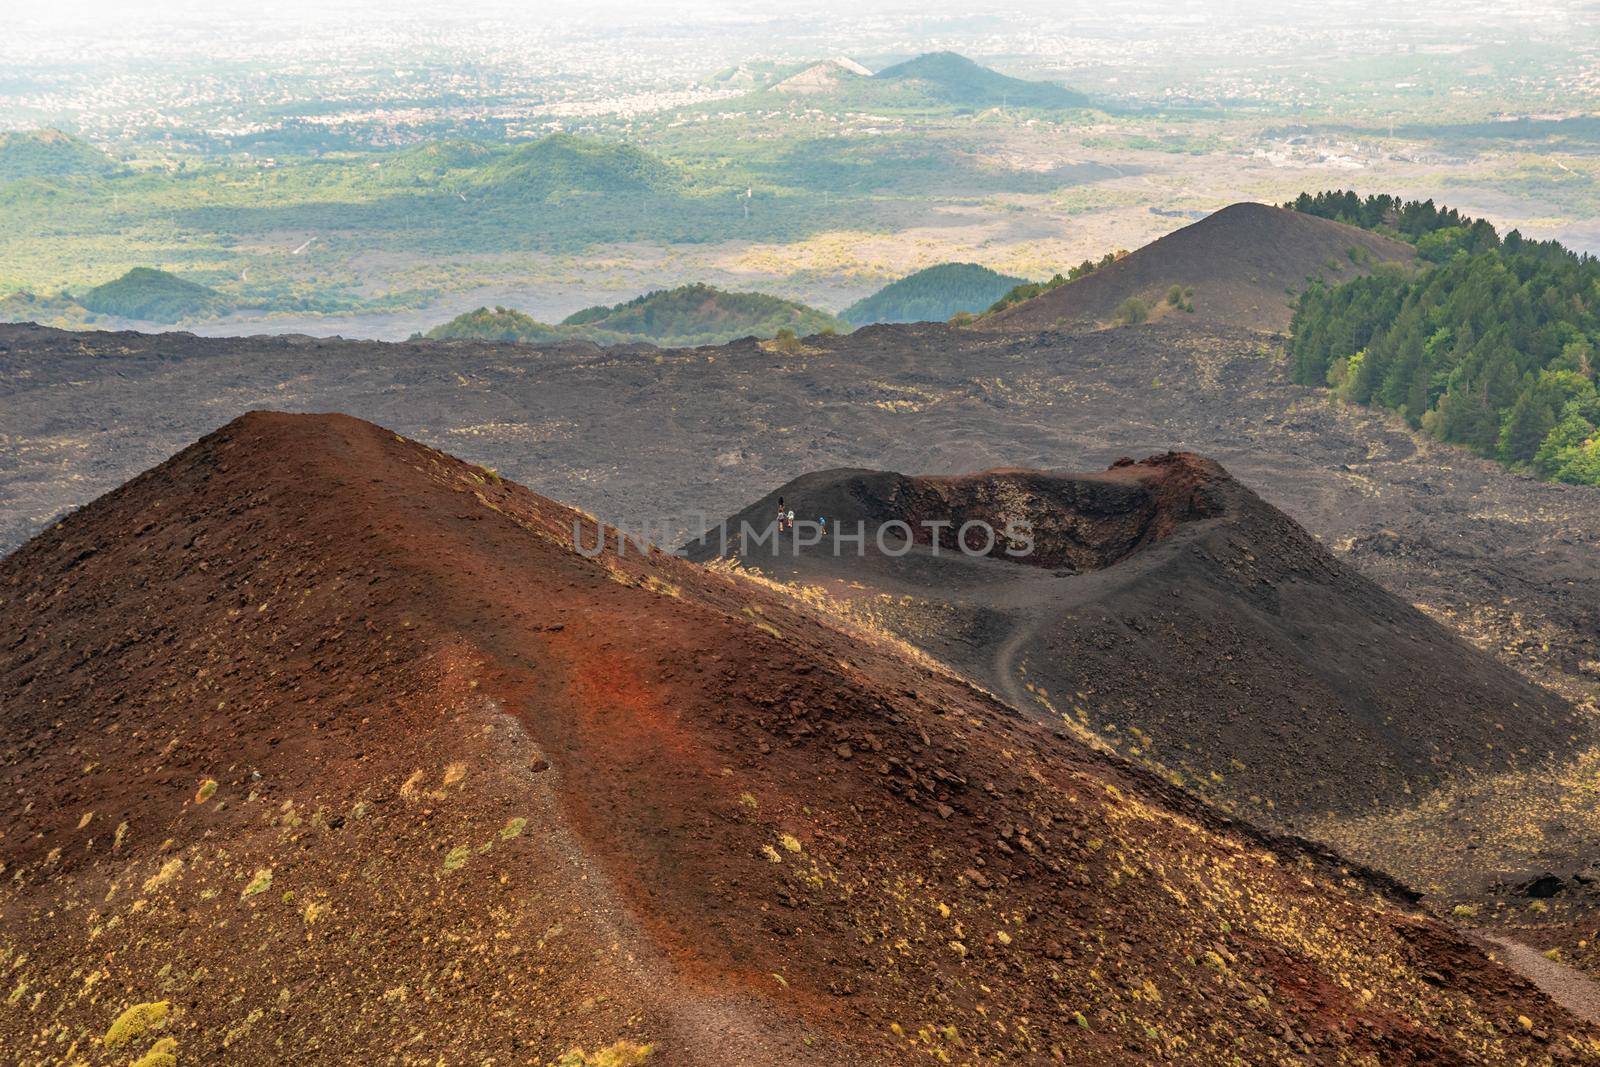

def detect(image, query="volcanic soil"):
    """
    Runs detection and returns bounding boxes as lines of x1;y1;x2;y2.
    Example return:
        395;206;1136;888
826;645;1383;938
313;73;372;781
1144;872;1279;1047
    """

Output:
685;452;1582;828
2;412;1594;1065
3;202;1598;988
3;315;1591;717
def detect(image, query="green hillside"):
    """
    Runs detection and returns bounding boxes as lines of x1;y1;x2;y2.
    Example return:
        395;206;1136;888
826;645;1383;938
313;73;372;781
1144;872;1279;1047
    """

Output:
472;134;677;201
840;263;1026;326
1288;191;1600;486
426;283;843;348
0;290;98;328
79;268;228;323
871;52;1089;110
561;283;842;344
383;140;499;183
0;129;120;183
423;306;564;344
378;134;672;199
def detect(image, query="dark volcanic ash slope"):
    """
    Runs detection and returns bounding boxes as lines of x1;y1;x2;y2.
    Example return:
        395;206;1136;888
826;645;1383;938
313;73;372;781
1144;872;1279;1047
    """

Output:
3;413;1593;1065
688;453;1580;825
981;202;1416;332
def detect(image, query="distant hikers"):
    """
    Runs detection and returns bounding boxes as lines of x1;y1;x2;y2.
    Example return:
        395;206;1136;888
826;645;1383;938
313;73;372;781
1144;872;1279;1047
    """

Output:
770;499;802;535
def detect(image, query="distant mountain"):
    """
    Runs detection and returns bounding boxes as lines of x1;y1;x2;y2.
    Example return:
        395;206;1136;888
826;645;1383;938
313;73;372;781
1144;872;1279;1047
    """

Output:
427;283;844;348
748;51;1089;111
707;59;792;91
840;263;1026;326
980;202;1417;333
79;267;228;324
770;58;872;96
0;128;120;183
872;52;1089;110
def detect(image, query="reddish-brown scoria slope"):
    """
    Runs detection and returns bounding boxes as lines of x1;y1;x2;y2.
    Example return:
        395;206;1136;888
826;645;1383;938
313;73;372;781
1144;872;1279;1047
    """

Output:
0;412;1592;1066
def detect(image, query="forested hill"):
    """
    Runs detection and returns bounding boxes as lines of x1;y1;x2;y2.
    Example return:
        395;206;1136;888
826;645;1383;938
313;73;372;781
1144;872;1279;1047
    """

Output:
1288;191;1600;485
1286;190;1502;262
426;283;843;348
81;267;228;323
0;128;121;182
840;263;1025;326
560;283;842;343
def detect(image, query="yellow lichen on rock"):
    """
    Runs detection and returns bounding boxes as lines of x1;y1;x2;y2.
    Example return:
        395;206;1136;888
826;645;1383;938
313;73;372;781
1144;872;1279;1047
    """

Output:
554;1041;653;1066
130;1036;178;1067
141;859;183;894
103;1001;169;1050
240;868;273;898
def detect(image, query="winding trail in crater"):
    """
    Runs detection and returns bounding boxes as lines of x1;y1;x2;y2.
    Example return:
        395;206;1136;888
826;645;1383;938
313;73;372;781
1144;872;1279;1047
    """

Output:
1482;935;1600;1026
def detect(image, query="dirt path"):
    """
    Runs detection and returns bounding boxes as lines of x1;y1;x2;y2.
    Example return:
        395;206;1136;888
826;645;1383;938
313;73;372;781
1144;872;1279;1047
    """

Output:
1483;935;1600;1025
990;614;1039;714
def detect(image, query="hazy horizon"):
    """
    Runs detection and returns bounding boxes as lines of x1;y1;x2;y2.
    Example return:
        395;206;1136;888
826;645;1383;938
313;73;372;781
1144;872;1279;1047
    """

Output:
2;0;1596;338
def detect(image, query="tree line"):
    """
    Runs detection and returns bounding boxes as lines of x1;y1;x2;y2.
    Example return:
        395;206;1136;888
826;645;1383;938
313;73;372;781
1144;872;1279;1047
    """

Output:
1287;191;1600;486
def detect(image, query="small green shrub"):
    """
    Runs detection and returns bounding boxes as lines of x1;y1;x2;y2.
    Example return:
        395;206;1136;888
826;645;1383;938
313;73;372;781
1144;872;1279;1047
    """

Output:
1113;297;1148;326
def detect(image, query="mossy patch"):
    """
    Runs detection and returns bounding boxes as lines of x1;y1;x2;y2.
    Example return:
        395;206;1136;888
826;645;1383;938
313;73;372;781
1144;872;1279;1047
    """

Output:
131;1036;179;1067
443;845;471;871
103;1001;169;1049
142;858;184;894
241;868;273;898
554;1041;654;1066
500;817;528;841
